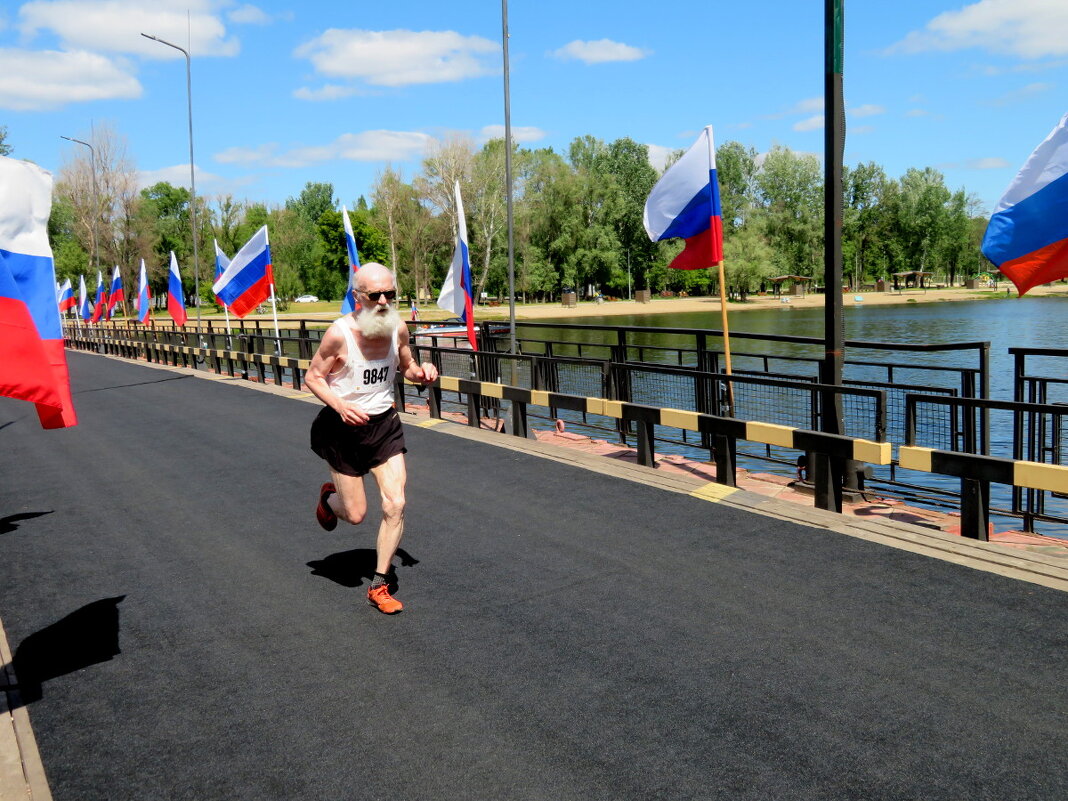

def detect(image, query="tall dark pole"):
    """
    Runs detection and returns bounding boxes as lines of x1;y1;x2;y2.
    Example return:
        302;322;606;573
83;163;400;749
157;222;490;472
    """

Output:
141;31;202;342
501;0;517;359
60;136;98;281
816;0;846;511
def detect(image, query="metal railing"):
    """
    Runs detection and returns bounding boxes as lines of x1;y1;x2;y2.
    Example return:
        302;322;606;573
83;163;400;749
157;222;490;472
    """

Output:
64;318;1068;538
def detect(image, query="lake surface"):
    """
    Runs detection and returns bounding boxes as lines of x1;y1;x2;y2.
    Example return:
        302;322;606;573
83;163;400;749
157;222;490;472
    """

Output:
529;295;1068;537
535;295;1067;401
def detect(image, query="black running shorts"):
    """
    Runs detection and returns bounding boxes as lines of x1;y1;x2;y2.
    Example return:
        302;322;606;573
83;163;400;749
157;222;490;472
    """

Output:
310;407;407;477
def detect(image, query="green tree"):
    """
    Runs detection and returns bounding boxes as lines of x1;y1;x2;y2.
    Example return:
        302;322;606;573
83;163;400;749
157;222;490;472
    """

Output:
0;126;12;156
268;207;318;300
842;161;888;287
286;182;336;225
723;221;776;299
754;146;823;275
716;141;758;233
600;137;659;291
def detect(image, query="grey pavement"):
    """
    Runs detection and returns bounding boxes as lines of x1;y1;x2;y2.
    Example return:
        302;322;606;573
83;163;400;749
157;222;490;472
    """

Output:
1;351;1067;801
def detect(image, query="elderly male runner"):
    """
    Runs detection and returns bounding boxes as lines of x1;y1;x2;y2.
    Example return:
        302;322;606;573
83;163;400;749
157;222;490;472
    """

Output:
305;263;438;614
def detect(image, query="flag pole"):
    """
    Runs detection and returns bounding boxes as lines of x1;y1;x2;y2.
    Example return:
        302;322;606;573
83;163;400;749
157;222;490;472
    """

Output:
709;130;734;414
265;228;282;354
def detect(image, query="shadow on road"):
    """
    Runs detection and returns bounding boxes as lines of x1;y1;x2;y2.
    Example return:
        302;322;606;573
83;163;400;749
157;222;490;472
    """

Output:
0;511;53;535
307;548;419;592
73;375;191;395
1;596;126;709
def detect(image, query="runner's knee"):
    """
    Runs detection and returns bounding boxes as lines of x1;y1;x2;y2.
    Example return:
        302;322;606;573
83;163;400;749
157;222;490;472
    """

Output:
335;496;367;525
381;493;405;522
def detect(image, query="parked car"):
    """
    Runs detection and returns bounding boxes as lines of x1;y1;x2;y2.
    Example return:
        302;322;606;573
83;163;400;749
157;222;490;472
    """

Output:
293;294;319;303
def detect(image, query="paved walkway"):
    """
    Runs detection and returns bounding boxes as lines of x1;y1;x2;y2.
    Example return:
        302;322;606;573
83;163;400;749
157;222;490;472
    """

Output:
2;352;1067;800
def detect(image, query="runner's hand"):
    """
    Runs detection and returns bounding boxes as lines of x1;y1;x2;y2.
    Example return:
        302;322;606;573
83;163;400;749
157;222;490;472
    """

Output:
411;362;438;385
337;401;370;426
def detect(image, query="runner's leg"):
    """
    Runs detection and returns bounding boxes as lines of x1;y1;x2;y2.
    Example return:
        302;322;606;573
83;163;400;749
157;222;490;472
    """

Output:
329;469;368;525
368;452;407;575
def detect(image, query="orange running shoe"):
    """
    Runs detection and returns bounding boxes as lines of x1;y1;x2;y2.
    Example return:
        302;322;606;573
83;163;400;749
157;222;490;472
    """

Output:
316;482;337;531
367;584;403;614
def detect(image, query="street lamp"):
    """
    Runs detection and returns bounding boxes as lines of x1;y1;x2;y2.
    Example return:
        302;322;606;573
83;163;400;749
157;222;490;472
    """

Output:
141;31;203;340
60;135;99;281
501;0;516;359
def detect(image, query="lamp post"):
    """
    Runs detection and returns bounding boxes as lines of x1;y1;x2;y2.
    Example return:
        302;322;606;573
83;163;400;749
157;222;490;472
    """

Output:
141;31;203;340
501;0;516;359
60;135;99;281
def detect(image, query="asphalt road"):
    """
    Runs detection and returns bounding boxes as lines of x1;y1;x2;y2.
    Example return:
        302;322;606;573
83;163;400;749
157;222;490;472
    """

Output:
1;352;1067;801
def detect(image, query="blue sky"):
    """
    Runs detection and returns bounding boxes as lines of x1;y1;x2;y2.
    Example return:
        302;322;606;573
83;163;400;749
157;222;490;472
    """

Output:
2;0;1066;215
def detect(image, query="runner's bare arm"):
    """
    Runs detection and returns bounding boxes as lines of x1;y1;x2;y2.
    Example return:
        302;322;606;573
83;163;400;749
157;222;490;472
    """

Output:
397;325;439;385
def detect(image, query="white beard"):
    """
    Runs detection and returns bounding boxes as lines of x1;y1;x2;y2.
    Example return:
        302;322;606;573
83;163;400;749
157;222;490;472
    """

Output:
356;305;401;340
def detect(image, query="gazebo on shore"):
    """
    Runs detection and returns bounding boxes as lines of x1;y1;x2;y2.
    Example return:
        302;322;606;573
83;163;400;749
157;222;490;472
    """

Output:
769;275;812;297
890;270;934;292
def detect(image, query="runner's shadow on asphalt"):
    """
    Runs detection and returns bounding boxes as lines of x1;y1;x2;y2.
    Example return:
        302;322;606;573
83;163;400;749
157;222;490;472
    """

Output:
1;596;125;709
0;511;52;535
307;548;419;592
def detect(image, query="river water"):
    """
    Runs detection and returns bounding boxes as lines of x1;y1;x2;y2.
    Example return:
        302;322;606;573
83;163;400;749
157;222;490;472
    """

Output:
532;295;1068;536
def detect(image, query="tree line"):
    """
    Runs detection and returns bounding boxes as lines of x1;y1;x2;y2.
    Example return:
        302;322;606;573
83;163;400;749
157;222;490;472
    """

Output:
42;123;994;309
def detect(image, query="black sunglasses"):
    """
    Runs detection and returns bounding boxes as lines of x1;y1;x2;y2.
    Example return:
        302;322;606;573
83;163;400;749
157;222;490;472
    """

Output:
359;290;397;301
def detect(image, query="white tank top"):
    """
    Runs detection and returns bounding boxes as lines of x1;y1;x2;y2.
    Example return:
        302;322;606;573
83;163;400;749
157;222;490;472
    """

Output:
325;318;399;415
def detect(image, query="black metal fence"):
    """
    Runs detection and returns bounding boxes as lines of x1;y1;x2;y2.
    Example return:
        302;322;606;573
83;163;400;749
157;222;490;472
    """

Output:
63;317;1067;538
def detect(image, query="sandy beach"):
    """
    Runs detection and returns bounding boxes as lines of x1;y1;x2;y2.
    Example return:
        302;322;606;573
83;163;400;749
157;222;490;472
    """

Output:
465;282;1068;322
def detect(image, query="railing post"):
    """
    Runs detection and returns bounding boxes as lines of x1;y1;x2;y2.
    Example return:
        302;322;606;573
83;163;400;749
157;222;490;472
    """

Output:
510;400;529;438
714;434;736;487
429;384;443;419
636;419;656;467
960;478;990;541
467;390;480;428
813;451;843;512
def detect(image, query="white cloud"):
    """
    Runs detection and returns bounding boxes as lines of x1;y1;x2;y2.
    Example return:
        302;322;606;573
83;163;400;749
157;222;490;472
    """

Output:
550;39;650;64
906;108;931;117
849;104;885;118
294;29;498;86
227;4;270;25
764;97;823;120
967;157;1011;169
293;84;361;102
851;125;875;135
18;0;239;58
138;163;223;191
983;81;1052;105
0;48;140;110
214;131;435;168
793;115;824;132
478;125;546;143
888;0;1068;59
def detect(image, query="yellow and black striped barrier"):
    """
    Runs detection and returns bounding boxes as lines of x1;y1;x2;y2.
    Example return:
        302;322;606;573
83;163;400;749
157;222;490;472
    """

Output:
67;330;313;390
435;373;892;470
899;446;1068;494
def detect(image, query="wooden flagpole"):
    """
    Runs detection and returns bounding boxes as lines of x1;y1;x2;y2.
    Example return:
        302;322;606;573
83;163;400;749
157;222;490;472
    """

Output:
709;129;734;415
265;228;282;355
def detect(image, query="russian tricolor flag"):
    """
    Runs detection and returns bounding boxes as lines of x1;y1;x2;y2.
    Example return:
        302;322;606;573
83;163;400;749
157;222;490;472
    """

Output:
137;258;152;325
213;239;231;308
90;269;107;323
437;180;477;350
340;205;362;315
643;125;724;270
982;113;1068;296
0;156;78;428
57;277;75;313
78;273;91;320
106;265;124;319
212;225;273;318
167;251;187;326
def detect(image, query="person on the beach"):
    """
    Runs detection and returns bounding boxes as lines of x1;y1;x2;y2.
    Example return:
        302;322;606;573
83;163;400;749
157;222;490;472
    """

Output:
304;263;439;614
